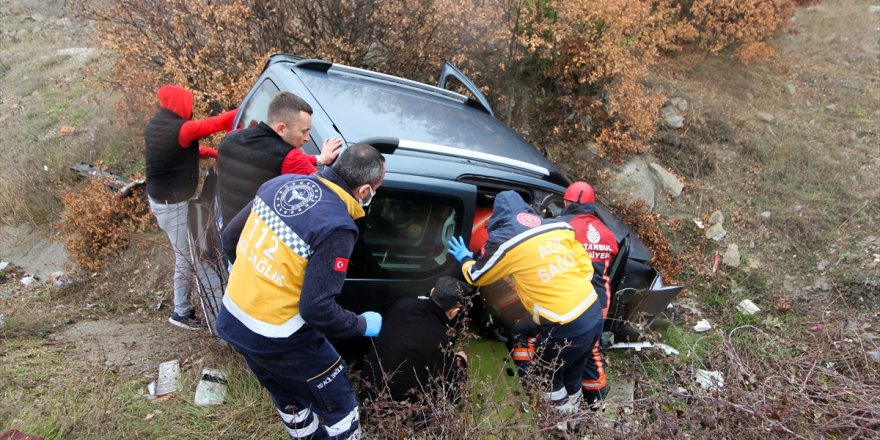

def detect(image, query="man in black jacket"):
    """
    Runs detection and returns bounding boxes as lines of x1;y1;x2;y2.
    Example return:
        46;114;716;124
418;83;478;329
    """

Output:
216;91;342;226
359;276;471;405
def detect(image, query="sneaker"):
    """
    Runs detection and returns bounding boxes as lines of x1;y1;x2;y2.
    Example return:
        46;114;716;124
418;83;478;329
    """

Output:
169;311;204;330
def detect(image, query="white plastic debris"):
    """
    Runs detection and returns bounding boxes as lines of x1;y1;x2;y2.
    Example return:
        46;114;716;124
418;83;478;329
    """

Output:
20;275;36;286
0;261;9;271
736;299;761;315
146;381;157;399
194;368;228;406
50;271;67;286
155;360;180;396
695;369;725;390
692;218;705;229
609;342;680;356
868;350;880;364
693;319;712;333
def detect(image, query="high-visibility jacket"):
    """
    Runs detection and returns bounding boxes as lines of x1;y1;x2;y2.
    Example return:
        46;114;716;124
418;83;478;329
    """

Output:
219;168;365;350
461;191;599;327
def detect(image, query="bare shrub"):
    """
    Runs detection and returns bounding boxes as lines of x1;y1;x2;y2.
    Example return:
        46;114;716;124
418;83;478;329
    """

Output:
58;179;152;271
72;0;511;123
73;0;806;165
359;333;594;438
689;0;796;61
614;200;682;280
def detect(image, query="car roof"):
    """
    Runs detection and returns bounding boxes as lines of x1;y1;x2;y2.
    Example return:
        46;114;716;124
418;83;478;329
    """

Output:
268;56;569;186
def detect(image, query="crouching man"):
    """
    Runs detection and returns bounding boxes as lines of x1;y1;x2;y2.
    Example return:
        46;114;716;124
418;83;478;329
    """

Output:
359;276;472;406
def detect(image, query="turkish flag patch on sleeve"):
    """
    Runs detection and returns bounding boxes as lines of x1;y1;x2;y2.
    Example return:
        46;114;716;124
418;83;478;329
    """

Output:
334;257;349;272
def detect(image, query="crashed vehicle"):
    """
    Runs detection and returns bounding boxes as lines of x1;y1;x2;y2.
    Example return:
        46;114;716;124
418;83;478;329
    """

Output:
187;54;683;344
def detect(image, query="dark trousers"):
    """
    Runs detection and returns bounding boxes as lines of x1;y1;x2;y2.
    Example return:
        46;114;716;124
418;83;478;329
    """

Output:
237;328;361;440
582;338;608;405
510;317;602;410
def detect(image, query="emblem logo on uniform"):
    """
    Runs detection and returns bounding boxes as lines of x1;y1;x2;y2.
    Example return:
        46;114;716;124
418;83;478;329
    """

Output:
274;179;321;217
516;212;541;228
587;223;601;244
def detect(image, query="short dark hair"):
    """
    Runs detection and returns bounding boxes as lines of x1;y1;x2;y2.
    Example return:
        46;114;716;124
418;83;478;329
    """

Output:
267;92;312;125
332;143;385;189
430;276;474;311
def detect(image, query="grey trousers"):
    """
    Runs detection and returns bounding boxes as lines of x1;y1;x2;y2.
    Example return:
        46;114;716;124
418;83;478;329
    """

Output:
149;197;195;316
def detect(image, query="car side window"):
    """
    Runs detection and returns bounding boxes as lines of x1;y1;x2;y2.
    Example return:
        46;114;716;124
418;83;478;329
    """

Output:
236;79;280;129
348;189;462;278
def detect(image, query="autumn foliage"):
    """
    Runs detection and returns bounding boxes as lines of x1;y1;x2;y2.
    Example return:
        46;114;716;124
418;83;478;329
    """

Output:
69;0;811;272
614;200;681;280
74;0;809;163
58;179;152;271
689;0;797;62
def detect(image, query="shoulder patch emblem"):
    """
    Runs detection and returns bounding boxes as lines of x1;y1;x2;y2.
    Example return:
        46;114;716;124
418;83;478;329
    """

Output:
334;257;349;272
274;179;321;217
516;212;541;228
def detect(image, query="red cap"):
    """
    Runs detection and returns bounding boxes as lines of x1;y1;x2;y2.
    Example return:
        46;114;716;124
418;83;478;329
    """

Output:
564;181;595;204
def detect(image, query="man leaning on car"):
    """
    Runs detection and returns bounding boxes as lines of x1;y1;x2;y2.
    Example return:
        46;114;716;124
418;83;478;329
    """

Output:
216;91;342;226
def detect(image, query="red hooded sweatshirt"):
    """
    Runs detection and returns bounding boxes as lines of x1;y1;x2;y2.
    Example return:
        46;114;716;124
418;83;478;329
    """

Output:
156;84;237;158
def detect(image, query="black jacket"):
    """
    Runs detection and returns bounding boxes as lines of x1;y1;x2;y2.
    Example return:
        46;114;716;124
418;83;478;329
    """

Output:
217;122;291;224
360;297;466;403
144;108;199;203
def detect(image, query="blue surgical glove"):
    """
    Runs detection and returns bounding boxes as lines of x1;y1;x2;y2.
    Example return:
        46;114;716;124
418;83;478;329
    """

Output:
361;311;382;337
447;235;474;263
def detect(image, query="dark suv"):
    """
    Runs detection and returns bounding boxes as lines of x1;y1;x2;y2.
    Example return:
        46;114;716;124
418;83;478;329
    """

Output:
188;54;682;343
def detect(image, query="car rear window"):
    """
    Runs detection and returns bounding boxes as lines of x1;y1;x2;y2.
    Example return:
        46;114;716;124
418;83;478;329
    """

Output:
236;79;279;129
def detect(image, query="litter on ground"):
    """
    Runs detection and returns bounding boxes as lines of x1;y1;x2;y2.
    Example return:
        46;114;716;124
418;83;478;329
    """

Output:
695;369;725;390
736;299;761;315
693;319;712;333
609;341;680;356
194;368;228;406
155;360;180;397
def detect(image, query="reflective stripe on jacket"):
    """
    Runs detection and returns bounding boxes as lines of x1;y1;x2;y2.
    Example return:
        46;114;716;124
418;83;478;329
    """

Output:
461;191;598;325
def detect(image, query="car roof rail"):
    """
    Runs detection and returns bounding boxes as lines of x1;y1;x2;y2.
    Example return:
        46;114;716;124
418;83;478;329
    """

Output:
359;137;550;177
295;58;333;72
284;56;474;105
437;61;494;117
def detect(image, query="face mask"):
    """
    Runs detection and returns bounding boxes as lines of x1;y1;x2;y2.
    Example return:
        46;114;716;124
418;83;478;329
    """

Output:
359;185;376;207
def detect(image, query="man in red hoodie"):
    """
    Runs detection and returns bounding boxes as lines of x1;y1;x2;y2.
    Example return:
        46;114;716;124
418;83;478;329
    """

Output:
144;85;236;330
